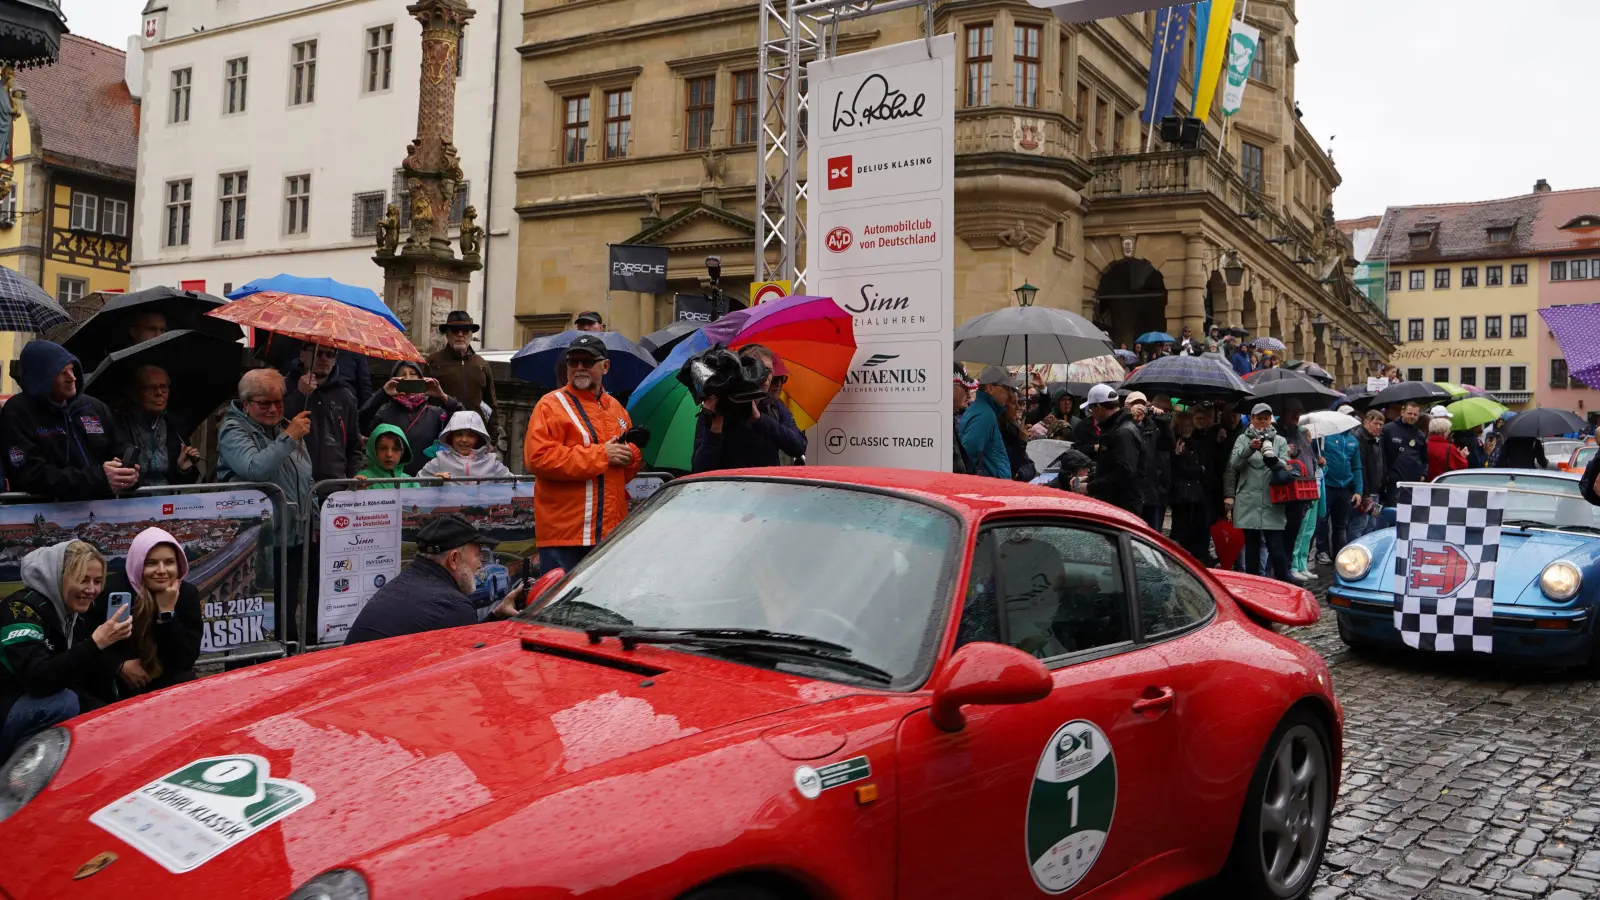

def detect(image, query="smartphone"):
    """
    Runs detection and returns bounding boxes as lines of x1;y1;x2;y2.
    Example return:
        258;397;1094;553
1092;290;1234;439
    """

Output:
107;591;133;623
396;379;429;394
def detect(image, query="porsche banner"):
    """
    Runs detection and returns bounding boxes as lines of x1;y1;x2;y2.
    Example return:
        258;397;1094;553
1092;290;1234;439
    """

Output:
1392;484;1504;653
608;244;669;293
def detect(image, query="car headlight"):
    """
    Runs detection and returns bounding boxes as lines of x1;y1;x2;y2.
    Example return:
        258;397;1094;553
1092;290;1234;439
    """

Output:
1335;544;1372;581
0;727;70;824
1541;561;1583;601
288;869;371;900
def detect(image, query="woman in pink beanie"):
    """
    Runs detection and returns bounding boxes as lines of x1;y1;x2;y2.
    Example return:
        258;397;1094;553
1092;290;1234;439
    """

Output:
94;526;203;695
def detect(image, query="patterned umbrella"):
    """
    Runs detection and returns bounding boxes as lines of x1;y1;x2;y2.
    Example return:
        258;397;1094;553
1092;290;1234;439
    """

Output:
1113;348;1139;365
228;275;403;331
702;294;856;429
1121;355;1254;400
206;291;424;363
0;264;68;332
1541;304;1600;387
1252;336;1287;352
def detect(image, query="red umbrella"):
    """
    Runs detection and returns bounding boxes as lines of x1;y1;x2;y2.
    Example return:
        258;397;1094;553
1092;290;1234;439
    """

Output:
208;291;424;363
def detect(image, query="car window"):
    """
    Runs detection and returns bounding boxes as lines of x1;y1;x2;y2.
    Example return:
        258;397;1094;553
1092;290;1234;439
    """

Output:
955;531;1000;648
993;525;1131;660
1130;540;1215;638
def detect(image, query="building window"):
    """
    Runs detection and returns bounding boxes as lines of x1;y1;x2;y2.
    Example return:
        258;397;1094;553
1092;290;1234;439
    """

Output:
562;95;589;164
69;192;99;231
603;88;632;160
284;175;310;235
1407;368;1424;383
1552;358;1570;388
1389;319;1401;341
1511;264;1528;285
165;179;192;247
1434;268;1450;289
965;24;993;107
170;67;191;123
1240;142;1265;193
1574;259;1591;280
1096;100;1108;152
101;198;128;237
1433;317;1449;341
1407;318;1424;342
224;57;248;114
448;181;469;225
291;39;317;106
731;71;757;146
1460;316;1476;339
1461;266;1478;287
1486;265;1503;286
1510;365;1527;391
1485;367;1502;391
1552;260;1568;281
0;189;16;226
1113;113;1125;152
1409;270;1425;291
1485;315;1502;339
1250;36;1269;81
1488;226;1512;243
56;276;86;306
1510;314;1527;338
1013;24;1041;108
1459;367;1476;387
685;75;715;151
218;171;248;242
1433;367;1450;383
1386;271;1401;292
456;34;465;79
366;25;394;93
1409;232;1430;249
351;190;385;238
1074;84;1089;155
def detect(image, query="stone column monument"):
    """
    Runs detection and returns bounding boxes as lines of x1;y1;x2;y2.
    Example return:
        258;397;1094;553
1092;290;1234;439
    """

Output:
374;0;483;352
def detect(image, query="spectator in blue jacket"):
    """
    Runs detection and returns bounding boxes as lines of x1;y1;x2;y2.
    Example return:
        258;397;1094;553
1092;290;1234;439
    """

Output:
1322;420;1365;554
1227;338;1253;376
959;366;1016;479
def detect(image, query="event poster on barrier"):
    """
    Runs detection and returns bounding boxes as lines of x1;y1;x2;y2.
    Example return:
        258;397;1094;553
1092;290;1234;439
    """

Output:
317;481;537;644
807;34;956;471
0;490;279;654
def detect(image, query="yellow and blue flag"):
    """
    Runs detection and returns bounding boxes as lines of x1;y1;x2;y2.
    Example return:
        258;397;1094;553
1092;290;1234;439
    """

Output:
1190;0;1212;109
1141;6;1190;125
1193;0;1237;119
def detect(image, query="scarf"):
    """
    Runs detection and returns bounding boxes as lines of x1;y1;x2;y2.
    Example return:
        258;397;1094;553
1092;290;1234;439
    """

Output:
395;392;428;411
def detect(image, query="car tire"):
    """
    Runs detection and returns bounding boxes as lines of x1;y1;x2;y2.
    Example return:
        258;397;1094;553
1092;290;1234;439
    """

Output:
1223;708;1333;900
680;883;783;900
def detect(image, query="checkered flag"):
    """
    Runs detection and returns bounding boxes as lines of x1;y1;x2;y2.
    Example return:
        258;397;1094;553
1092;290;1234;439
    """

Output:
1392;484;1504;653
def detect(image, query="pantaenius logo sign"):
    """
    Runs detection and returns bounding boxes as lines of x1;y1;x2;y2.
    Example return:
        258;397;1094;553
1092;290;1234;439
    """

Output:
827;155;853;190
825;226;853;253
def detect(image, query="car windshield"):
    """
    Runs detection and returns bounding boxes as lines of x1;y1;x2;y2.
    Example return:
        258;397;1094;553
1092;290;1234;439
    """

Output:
1434;472;1600;532
524;479;960;689
1575;446;1597;469
1544;441;1581;462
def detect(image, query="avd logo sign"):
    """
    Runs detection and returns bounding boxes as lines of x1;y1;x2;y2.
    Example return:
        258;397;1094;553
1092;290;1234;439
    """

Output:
825;226;853;253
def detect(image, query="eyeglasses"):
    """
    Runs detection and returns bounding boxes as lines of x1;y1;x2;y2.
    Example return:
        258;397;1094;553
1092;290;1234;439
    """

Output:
142;384;172;394
566;356;601;369
249;397;285;409
312;348;338;359
446;327;474;337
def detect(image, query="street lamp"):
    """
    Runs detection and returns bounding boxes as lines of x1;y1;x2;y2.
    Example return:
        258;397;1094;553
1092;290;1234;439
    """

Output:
1312;310;1327;343
1352;344;1366;363
1013;281;1039;307
1223;250;1245;287
1331;329;1347;349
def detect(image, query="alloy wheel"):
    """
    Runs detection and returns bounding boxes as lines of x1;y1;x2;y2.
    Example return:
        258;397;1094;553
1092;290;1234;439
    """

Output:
1256;723;1329;896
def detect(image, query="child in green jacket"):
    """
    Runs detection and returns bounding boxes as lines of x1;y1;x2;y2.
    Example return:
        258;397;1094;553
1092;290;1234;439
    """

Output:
355;424;417;488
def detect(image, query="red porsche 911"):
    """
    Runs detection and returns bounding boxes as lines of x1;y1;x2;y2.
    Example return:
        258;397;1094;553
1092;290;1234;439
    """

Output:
0;468;1340;900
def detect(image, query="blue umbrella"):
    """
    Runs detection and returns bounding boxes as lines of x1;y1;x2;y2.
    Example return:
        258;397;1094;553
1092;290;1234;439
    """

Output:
228;274;403;331
510;329;658;395
1135;331;1176;345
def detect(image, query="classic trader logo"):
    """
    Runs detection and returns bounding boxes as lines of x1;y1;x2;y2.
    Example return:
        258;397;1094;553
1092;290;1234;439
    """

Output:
827;155;853;191
825;226;853;253
825;428;846;455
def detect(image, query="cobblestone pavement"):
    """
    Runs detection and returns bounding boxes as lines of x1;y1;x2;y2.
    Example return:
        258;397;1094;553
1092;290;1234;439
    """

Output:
1283;574;1600;900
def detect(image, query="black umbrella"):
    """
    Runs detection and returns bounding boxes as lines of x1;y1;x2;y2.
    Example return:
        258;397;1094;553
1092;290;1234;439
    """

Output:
1122;355;1254;400
1225;327;1250;338
1371;380;1453;408
1244;368;1343;414
63;286;242;371
639;320;702;361
84;329;248;428
1339;383;1377;409
1501;408;1588;439
0;264;68;332
1283;361;1333;385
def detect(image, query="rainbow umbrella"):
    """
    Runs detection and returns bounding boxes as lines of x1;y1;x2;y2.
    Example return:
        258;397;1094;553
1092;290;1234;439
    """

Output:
627;330;712;471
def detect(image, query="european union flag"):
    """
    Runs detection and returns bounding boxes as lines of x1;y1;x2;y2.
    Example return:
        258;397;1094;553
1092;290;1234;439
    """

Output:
1141;5;1191;126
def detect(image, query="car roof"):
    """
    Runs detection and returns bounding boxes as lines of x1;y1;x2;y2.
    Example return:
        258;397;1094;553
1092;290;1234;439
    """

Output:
1438;467;1581;482
678;466;1150;527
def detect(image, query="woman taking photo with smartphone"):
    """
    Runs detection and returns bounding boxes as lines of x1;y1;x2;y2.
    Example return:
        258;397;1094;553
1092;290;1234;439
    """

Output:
0;541;128;758
95;526;204;696
359;360;463;476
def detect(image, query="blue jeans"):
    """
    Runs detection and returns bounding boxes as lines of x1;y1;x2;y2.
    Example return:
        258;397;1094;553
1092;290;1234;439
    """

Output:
0;689;78;760
538;546;592;576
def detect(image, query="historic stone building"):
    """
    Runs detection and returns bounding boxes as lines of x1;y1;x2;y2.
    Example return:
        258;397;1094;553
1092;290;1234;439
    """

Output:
512;0;1392;383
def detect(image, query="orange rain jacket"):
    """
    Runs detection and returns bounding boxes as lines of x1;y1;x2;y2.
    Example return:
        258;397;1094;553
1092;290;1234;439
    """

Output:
523;386;642;548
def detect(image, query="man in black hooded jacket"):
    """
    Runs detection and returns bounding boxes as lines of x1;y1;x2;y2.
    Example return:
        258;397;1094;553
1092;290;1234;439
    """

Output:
1083;391;1145;514
0;340;138;499
285;342;364;481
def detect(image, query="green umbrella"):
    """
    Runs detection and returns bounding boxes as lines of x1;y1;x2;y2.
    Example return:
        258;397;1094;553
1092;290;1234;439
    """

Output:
1449;396;1508;431
1434;381;1470;400
626;331;712;471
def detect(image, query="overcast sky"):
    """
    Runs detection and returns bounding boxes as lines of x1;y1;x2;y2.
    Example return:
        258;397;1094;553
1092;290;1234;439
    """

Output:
68;0;1593;220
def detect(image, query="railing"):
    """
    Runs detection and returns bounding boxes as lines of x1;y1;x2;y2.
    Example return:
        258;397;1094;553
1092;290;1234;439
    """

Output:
953;110;1074;158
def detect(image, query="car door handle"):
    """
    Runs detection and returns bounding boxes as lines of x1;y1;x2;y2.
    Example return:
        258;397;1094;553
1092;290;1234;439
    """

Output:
1132;686;1176;714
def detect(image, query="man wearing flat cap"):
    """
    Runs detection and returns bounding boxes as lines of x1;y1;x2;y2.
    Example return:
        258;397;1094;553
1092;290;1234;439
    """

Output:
343;514;523;645
958;365;1017;480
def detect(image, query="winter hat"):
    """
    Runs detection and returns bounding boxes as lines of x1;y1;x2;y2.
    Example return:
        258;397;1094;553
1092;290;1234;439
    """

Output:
125;526;190;585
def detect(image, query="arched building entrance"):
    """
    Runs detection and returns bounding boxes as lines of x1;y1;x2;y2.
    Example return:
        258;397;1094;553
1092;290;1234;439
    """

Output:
1093;259;1168;348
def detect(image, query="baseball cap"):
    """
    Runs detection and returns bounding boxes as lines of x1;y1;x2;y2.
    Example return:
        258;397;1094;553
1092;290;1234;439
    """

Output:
575;310;604;327
1337;405;1355;415
1124;391;1149;407
1080;383;1119;409
1250;402;1275;417
566;333;610;360
415;514;500;555
976;365;1019;390
1429;405;1450;418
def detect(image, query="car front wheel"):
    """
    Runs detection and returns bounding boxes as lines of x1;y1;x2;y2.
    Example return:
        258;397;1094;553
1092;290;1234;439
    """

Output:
1225;709;1333;900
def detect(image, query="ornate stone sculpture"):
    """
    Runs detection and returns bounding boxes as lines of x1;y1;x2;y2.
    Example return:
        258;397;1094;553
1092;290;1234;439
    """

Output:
458;205;483;263
409;192;435;247
376;203;400;256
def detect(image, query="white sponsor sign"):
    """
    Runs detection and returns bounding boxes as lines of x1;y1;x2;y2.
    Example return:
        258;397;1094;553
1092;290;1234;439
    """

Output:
808;35;956;472
318;493;403;643
1220;20;1260;116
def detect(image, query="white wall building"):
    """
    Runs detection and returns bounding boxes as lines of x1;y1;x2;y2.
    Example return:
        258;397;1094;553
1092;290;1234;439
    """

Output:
130;0;522;349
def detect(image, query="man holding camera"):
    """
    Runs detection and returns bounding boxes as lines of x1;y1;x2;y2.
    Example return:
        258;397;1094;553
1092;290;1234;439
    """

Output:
523;334;642;573
691;345;807;473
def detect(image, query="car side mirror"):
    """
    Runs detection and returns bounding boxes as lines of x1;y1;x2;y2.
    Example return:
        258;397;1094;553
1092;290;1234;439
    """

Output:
929;642;1052;733
520;568;566;613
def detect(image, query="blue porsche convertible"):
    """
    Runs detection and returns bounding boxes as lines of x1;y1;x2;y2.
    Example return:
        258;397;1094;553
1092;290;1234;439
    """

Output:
1330;469;1600;667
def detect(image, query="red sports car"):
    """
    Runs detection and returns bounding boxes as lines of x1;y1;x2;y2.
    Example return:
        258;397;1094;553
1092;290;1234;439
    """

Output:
0;469;1340;900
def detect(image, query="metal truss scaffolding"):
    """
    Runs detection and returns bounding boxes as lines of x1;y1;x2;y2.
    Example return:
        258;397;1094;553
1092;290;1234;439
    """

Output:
755;0;933;292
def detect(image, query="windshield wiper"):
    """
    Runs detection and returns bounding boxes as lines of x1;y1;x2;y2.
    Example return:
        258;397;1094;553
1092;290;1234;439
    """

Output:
585;626;850;653
526;588;635;628
696;643;895;685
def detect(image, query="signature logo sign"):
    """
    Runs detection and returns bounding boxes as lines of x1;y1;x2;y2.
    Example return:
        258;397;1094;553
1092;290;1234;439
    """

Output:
831;73;927;132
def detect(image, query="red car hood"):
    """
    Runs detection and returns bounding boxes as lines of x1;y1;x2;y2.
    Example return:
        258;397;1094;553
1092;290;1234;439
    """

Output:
1;623;831;899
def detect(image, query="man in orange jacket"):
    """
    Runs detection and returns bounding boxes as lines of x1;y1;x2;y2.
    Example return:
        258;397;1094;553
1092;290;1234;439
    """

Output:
523;334;642;573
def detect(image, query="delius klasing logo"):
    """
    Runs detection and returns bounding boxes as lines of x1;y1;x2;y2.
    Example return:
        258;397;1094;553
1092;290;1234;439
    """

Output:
825;226;853;253
827;155;853;191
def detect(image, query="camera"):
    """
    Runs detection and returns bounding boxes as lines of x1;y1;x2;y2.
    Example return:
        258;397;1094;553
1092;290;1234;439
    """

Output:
679;346;770;419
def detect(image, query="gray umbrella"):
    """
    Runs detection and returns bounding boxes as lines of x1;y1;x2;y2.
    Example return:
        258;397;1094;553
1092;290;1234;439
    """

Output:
952;306;1114;368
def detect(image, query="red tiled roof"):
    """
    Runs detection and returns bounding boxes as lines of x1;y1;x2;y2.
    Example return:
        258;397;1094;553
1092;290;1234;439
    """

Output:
1528;187;1600;255
1368;193;1542;265
14;34;137;177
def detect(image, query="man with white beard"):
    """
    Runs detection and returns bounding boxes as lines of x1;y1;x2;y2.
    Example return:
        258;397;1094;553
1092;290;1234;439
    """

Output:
343;515;522;645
